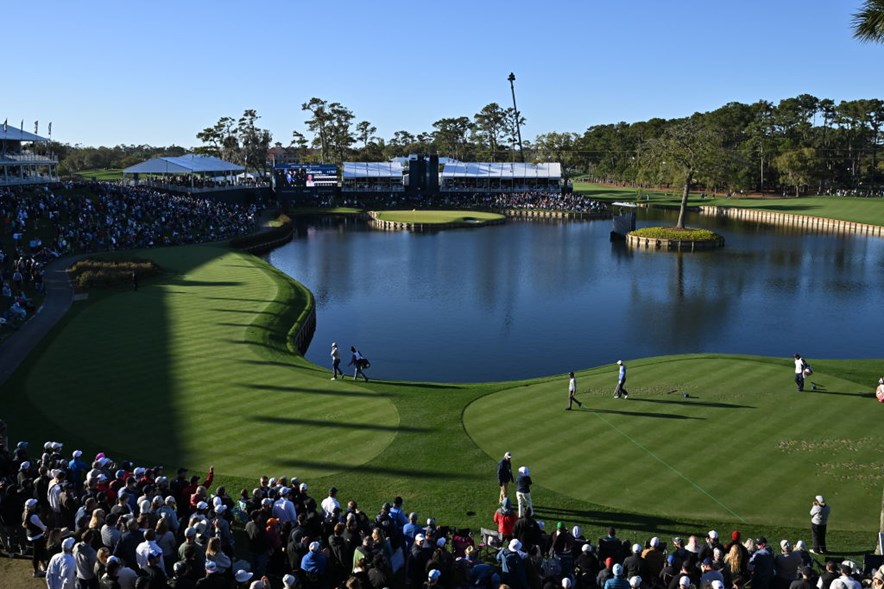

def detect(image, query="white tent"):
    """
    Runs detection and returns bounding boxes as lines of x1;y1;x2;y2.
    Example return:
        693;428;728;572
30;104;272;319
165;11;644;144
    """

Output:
123;154;244;175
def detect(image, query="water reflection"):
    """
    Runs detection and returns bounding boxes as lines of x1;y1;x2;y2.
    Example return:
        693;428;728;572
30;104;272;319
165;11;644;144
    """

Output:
267;210;884;383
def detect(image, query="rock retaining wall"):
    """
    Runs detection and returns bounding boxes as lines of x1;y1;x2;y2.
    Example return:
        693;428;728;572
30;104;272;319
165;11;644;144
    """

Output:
626;233;725;251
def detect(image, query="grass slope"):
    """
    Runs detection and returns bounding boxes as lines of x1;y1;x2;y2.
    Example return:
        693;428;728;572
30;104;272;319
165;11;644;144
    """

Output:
2;246;882;556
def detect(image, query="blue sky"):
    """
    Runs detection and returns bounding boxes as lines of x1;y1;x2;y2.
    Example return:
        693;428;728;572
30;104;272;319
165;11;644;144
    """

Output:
5;0;882;148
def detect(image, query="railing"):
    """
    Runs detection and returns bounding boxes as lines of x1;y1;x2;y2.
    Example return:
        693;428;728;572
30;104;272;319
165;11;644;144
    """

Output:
0;175;58;186
1;153;58;164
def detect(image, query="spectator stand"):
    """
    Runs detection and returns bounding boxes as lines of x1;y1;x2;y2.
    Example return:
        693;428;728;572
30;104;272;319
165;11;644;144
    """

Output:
440;162;562;194
341;161;405;194
0;124;59;187
122;154;258;195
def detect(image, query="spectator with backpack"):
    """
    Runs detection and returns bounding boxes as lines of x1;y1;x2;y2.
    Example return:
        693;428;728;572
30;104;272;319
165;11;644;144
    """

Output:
350;347;369;382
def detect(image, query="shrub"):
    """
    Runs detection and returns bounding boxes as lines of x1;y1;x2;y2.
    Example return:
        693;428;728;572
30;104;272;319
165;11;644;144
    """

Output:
69;258;161;290
630;226;722;241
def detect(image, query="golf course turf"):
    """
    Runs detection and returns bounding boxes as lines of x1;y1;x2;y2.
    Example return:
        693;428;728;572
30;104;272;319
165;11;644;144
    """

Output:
2;241;883;555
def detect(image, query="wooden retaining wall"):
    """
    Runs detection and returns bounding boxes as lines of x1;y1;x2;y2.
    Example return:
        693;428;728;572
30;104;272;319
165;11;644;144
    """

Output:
366;211;506;232
290;306;316;356
626;233;725;251
699;206;884;238
498;209;612;221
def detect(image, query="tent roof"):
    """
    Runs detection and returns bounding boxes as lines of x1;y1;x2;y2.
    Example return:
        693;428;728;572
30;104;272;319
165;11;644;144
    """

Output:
123;154;244;175
0;125;48;142
441;162;561;178
343;162;404;178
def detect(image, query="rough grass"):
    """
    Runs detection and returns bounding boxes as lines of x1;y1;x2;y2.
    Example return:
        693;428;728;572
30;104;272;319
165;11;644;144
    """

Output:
1;245;882;559
373;210;505;224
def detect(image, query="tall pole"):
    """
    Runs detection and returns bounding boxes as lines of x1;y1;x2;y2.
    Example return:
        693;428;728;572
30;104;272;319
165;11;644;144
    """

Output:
508;72;524;163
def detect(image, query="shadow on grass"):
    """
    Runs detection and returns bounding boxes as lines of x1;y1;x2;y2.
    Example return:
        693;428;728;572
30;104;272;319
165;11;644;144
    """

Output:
379;381;465;390
239;359;294;369
209;308;277;315
532;504;693;535
583;408;703;420
250;414;428;433
167;278;245;287
808;389;875;399
204;296;276;304
242;382;393;398
627;398;755;409
218;322;275;332
756;204;821;212
279;457;482;480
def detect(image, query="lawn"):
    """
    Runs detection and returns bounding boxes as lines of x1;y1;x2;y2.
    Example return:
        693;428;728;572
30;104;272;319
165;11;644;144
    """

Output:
373;210;505;224
573;182;884;226
2;244;882;557
73;168;124;181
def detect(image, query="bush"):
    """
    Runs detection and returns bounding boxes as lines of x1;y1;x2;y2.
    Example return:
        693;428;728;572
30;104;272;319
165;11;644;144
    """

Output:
69;258;161;290
630;226;722;241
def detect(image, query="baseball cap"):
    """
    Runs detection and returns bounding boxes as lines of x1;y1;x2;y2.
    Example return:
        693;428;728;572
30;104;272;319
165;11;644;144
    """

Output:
679;577;691;587
205;561;217;573
428;569;442;581
509;539;522;551
630;577;642;587
711;581;724;589
632;543;642;554
708;530;718;539
617;360;623;365
504;451;512;459
613;564;623;576
437;537;446;547
282;574;297;588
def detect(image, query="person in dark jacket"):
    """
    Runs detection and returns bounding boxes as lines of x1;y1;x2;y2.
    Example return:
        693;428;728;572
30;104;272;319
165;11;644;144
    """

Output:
498;452;514;503
516;466;533;518
749;537;775;589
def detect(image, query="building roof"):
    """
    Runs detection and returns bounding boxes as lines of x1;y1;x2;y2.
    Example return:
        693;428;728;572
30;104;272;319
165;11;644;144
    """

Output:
0;124;48;142
123;154;244;175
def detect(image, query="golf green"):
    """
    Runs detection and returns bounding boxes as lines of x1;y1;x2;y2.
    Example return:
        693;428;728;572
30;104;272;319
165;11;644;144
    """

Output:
465;355;883;532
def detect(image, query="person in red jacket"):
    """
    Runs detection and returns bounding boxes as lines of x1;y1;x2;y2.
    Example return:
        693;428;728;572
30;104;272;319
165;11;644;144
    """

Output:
494;497;518;541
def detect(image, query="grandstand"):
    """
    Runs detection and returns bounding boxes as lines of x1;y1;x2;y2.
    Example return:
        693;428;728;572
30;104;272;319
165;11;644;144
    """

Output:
0;124;59;186
441;162;562;193
342;161;405;193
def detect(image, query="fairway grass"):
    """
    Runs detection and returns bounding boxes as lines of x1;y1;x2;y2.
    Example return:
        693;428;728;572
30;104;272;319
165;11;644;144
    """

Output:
2;245;883;553
373;210;505;224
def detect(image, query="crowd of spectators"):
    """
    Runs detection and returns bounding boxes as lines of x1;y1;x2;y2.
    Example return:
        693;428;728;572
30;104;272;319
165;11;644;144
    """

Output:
0;183;258;330
330;192;609;216
0;437;879;589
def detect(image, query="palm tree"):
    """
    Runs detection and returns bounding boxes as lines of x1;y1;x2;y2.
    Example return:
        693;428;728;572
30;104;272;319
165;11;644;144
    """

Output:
852;0;884;43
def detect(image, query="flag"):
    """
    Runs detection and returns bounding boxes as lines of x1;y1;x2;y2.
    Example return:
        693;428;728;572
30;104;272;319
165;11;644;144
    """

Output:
20;120;24;138
48;122;52;136
2;119;7;133
34;120;38;135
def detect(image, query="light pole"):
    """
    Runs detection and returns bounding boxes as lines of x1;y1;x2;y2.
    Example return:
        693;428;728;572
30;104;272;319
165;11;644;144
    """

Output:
508;72;524;163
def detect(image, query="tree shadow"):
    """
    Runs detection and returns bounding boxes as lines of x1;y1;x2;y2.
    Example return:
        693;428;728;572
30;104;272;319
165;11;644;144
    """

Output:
204;296;277;304
208;308;276;315
278;457;482;481
582;408;703;420
217;322;274;332
167;278;245;287
242;382;393;398
627;398;755;409
239;358;294;369
250;414;429;433
757;204;820;212
379;380;464;390
532;504;695;536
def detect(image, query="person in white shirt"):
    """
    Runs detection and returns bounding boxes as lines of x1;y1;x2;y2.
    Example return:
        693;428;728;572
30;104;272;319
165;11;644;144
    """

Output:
45;536;76;589
321;487;340;518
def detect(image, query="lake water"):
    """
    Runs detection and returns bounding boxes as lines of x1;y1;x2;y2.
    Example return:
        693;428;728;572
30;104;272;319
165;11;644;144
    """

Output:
267;210;884;383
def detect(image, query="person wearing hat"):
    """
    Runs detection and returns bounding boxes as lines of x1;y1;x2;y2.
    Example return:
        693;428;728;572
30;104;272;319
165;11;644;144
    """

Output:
330;342;343;380
604;563;630;589
623;543;647;581
494;497;518;542
46;536;76;588
515;466;533;518
234;569;254;588
749;537;775;589
810;495;831;554
68;450;88;491
426;567;443;589
629;576;642;589
774;540;802;589
196;560;228;589
23;497;49;577
699;557;724;587
575;541;600;588
497;539;529;589
698;531;723;565
614;360;628;399
498;451;515;503
302;540;328;587
550;521;576;579
876;377;884;402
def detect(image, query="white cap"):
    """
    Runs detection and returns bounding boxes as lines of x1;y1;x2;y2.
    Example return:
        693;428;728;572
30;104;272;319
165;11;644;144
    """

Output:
711;581;725;589
26;498;38;508
632;543;642;553
629;576;642;588
428;569;442;581
679;576;691;587
780;540;791;550
650;537;660;547
815;495;826;505
73;450;83;459
309;541;321;552
562;579;573;588
415;533;426;544
205;561;218;573
282;575;297;588
197;501;208;510
504;451;512;459
518;466;529;475
215;504;227;513
617;360;623;365
509;539;522;551
62;537;76;551
708;530;718;539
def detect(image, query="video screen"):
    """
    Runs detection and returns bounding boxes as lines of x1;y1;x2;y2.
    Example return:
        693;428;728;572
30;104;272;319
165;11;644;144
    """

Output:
273;164;338;191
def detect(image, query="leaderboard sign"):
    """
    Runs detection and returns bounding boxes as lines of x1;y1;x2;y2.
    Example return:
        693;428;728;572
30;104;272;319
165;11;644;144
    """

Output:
273;164;338;192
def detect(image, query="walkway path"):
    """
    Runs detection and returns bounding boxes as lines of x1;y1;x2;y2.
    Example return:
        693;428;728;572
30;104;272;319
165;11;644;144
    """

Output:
0;255;86;386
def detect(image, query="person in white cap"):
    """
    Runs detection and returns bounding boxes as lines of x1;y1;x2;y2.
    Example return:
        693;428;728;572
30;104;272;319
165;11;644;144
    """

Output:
614;360;628;399
498;451;514;503
23;498;49;577
67;450;88;490
45;536;76;589
516;466;533;518
810;495;831;554
629;576;642;589
497;538;529;589
331;342;343;380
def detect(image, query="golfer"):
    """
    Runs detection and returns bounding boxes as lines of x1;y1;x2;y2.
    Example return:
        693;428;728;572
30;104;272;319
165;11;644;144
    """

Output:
567;371;582;410
614;360;628;399
330;343;343;380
